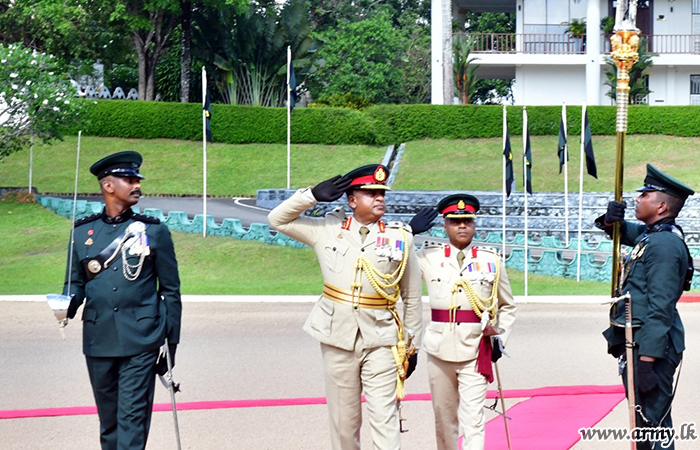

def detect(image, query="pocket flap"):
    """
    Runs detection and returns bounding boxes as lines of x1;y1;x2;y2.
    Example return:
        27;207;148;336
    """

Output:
325;241;349;256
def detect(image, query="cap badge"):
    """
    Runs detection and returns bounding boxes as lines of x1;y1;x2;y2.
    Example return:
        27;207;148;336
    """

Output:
457;200;466;210
374;166;386;183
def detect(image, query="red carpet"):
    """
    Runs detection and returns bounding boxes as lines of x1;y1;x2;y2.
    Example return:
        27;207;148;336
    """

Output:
484;390;625;449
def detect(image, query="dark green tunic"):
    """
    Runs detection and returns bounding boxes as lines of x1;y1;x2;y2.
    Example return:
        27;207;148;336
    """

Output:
598;217;688;449
64;208;181;356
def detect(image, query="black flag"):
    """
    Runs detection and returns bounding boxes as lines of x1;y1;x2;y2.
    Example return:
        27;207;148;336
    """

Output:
289;60;298;111
524;126;533;195
583;110;597;178
503;126;515;197
558;116;567;174
204;89;212;142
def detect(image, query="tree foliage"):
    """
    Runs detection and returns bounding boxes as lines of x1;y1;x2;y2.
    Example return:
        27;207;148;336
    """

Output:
192;0;312;106
308;9;430;105
0;43;86;160
604;38;655;105
453;35;480;104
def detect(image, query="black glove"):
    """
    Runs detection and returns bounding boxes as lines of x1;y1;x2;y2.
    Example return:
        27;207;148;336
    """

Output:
604;201;626;224
408;207;439;236
311;175;352;202
405;353;418;379
66;295;82;319
155;344;177;376
491;340;503;363
637;360;659;393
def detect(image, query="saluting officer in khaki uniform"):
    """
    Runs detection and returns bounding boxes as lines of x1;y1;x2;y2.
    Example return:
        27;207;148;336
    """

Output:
413;194;516;450
268;164;422;450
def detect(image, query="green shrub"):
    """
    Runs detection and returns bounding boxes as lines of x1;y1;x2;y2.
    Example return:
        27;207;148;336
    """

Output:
79;100;700;146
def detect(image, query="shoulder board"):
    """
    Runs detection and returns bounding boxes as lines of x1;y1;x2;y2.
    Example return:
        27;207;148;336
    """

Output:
385;221;411;231
327;207;346;220
133;213;161;224
420;241;445;250
475;246;501;259
74;213;100;227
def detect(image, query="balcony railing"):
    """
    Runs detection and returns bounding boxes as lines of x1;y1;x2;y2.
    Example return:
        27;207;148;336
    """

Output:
460;33;700;55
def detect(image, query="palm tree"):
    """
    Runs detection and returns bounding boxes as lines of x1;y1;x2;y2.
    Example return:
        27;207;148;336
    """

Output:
453;34;480;104
193;0;313;106
604;38;655;105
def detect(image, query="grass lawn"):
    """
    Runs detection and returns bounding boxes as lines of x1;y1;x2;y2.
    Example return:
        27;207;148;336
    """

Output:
0;196;610;295
2;134;700;196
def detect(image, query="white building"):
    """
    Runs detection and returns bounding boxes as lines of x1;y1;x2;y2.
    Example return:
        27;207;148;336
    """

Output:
431;0;700;106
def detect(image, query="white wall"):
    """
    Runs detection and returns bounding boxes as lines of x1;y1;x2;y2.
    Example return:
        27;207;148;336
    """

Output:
515;66;587;105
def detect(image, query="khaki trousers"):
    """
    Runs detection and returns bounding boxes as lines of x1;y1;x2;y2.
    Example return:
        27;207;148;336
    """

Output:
427;354;487;450
320;333;400;450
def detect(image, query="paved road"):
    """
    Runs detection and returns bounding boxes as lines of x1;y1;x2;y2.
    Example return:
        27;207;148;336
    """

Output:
2;301;699;449
74;195;271;228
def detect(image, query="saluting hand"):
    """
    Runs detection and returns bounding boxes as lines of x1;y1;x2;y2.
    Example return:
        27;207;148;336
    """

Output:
604;201;626;224
311;175;352;202
408;207;439;236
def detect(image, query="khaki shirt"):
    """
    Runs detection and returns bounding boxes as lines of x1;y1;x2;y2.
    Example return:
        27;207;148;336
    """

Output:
417;242;515;362
268;188;422;351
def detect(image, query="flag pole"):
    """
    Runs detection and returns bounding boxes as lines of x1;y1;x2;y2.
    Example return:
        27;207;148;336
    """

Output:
523;106;528;298
29;134;34;193
202;67;207;238
502;105;507;259
577;103;586;282
287;46;291;190
562;103;569;245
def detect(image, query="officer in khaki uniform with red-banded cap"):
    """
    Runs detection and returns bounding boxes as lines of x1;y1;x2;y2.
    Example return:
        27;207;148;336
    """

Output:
412;194;516;450
268;164;422;450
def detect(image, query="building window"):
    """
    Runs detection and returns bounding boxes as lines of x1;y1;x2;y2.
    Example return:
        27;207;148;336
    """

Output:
691;75;700;105
694;0;700;14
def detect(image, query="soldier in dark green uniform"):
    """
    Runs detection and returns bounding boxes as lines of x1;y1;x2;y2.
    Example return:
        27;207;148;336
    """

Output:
596;164;694;450
63;151;182;450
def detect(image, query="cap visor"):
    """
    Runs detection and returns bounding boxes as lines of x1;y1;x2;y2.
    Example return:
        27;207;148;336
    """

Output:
636;186;656;192
359;184;391;191
444;213;477;219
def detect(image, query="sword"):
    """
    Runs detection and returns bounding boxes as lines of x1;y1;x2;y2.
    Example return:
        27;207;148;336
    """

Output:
493;362;512;450
158;338;182;450
46;130;82;339
622;292;637;450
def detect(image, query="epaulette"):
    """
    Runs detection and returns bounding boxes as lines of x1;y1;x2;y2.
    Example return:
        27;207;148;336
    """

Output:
475;245;499;254
385;221;411;231
327;207;347;223
133;213;161;224
420;241;445;249
74;213;101;227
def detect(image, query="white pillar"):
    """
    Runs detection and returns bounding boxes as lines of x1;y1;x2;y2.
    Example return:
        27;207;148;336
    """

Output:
431;0;444;104
442;0;453;104
585;0;602;106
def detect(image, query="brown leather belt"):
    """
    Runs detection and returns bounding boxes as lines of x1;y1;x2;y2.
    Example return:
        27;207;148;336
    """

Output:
323;282;393;309
431;308;480;323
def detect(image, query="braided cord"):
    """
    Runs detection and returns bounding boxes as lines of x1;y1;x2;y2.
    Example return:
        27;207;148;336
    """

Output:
452;253;501;322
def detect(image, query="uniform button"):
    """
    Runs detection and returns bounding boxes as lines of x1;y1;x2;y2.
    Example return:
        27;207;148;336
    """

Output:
333;247;336;251
112;287;118;291
113;224;117;228
114;307;119;312
113;266;118;271
361;249;365;252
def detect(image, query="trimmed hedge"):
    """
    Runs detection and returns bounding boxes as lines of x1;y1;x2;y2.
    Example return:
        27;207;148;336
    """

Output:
78;100;700;145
